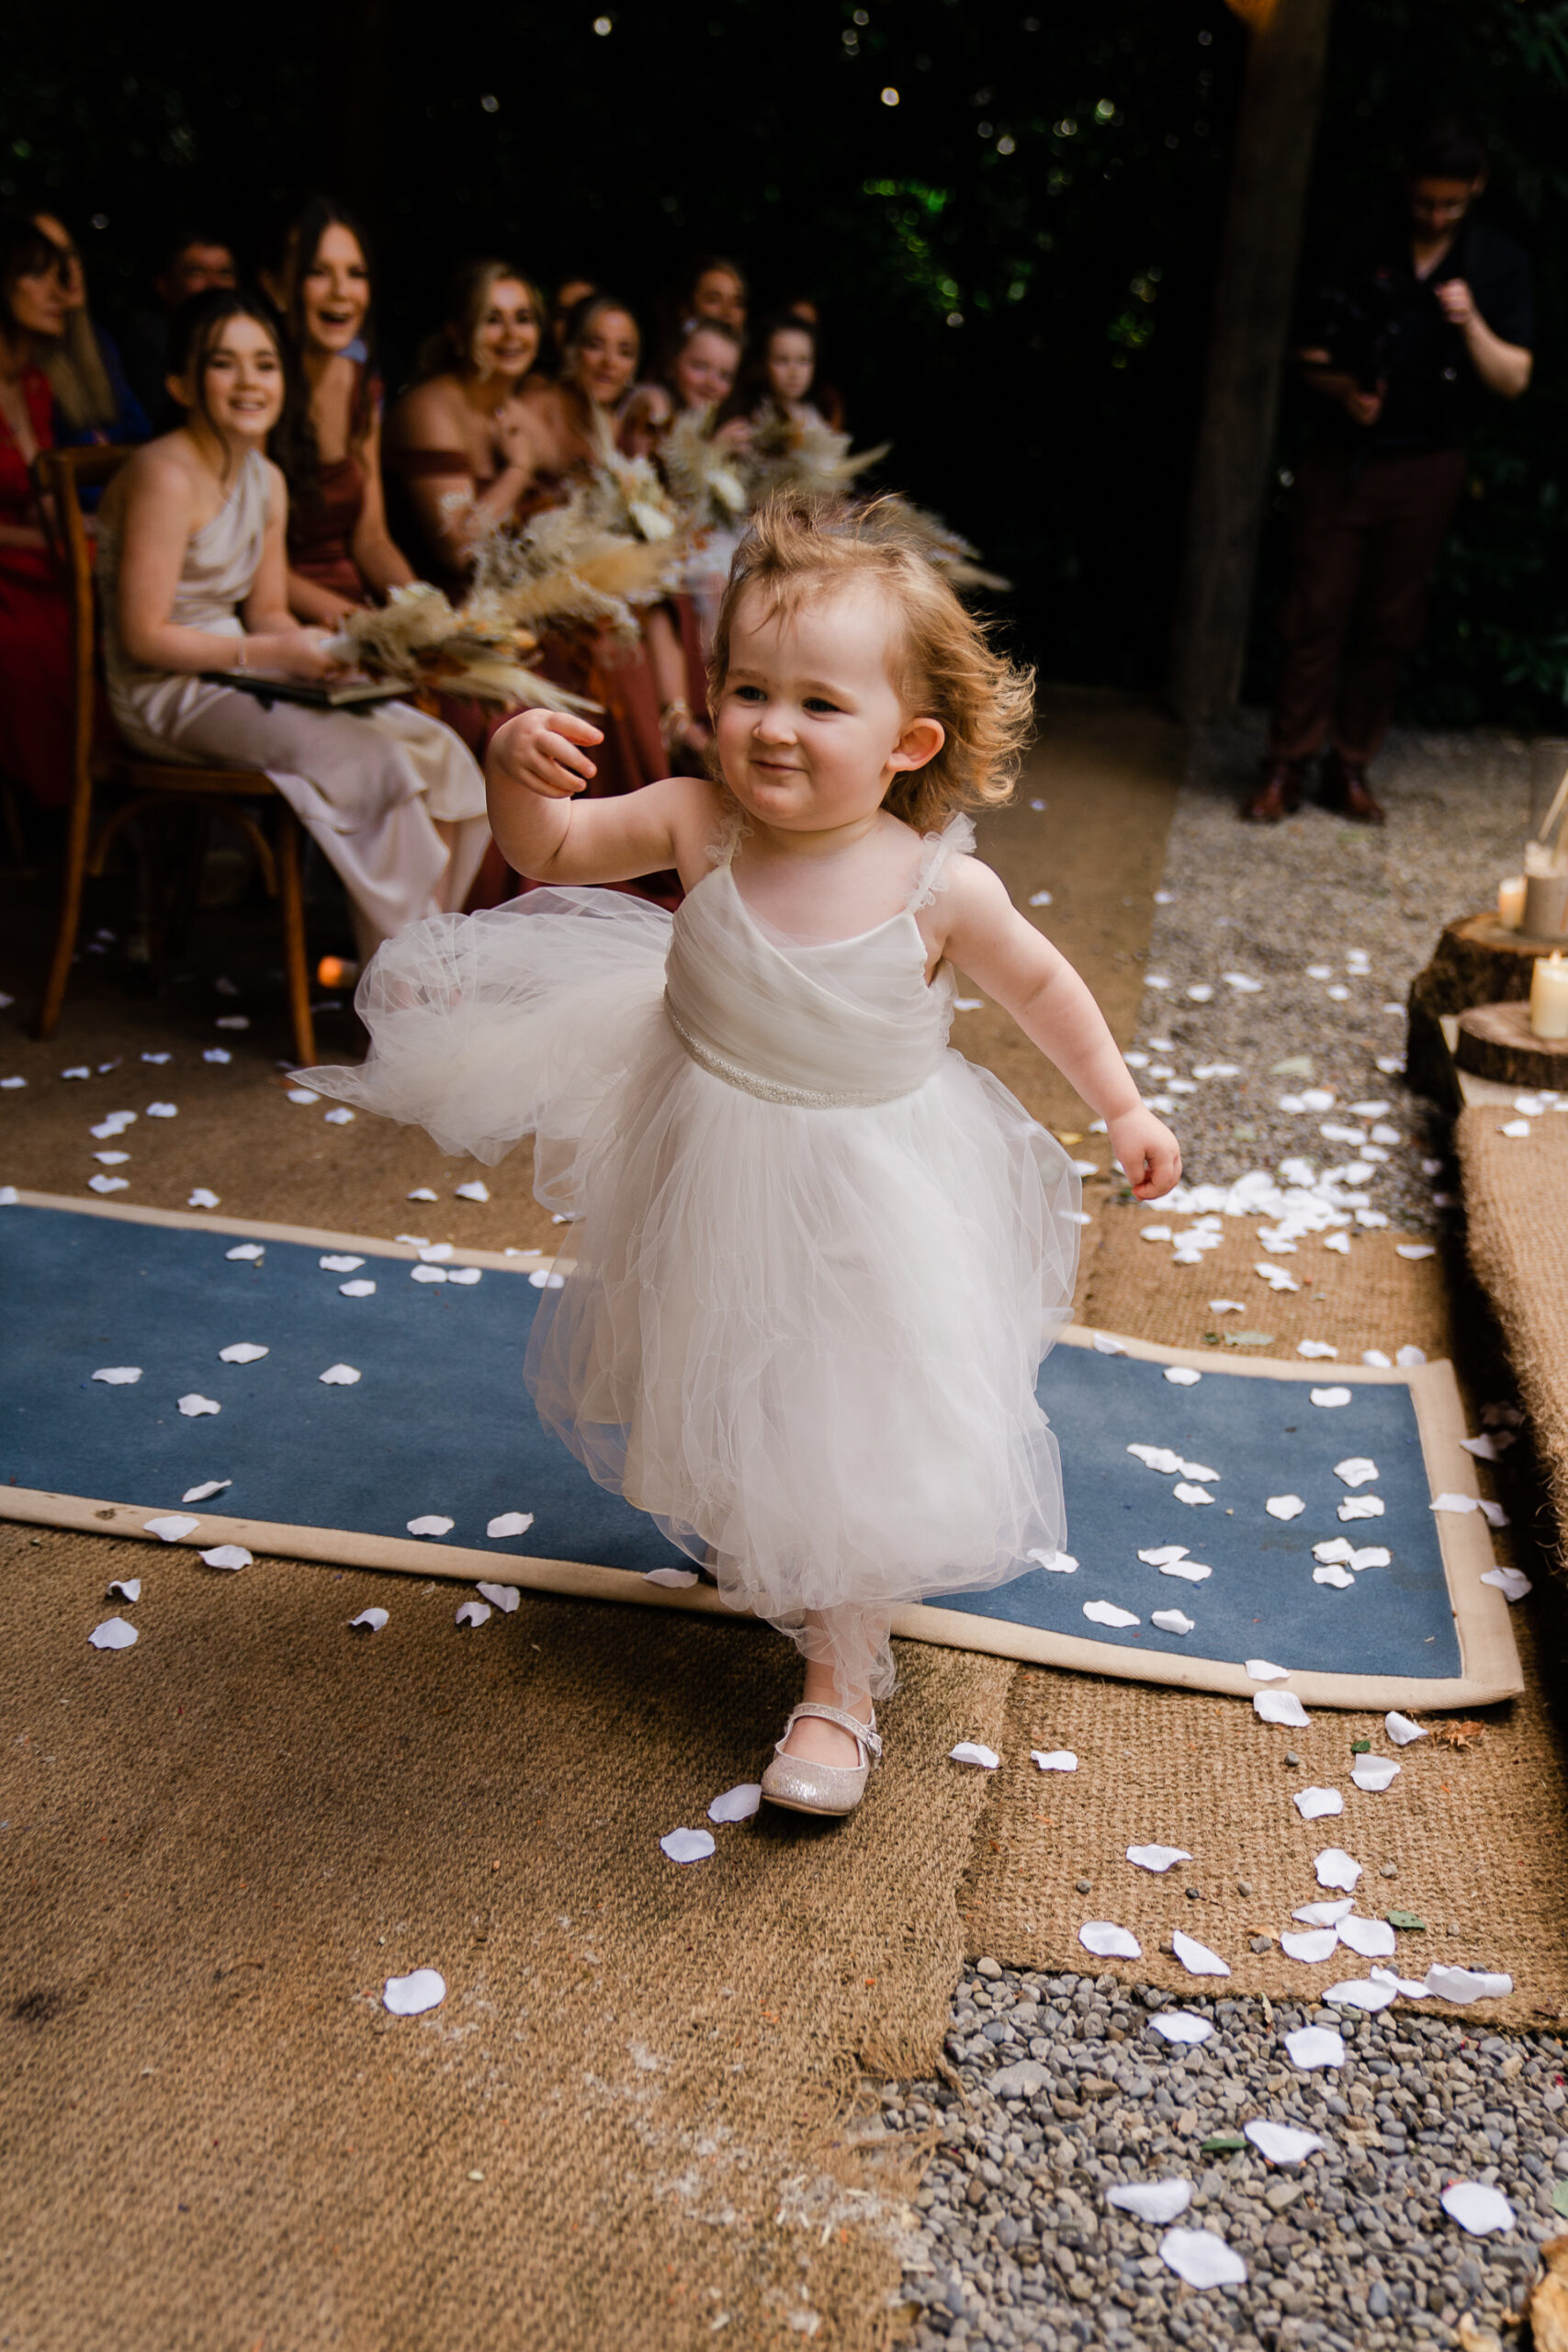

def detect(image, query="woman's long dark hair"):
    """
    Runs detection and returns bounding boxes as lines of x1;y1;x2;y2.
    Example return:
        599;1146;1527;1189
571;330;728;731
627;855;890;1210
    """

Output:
265;194;376;509
0;209;61;344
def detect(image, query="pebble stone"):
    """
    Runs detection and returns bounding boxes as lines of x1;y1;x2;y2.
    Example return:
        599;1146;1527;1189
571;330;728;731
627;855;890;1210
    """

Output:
893;1960;1566;2352
1123;720;1532;1236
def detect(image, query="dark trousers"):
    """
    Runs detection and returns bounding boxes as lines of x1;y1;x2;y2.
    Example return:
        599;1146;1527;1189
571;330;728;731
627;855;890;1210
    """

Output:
1268;444;1466;765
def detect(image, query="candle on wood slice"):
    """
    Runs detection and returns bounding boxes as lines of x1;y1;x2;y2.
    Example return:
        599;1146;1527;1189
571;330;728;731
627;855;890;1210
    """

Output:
1498;876;1526;929
1531;951;1568;1040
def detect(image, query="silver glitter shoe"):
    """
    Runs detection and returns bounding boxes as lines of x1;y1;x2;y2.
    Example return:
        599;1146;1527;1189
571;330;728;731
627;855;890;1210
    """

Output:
760;1702;882;1818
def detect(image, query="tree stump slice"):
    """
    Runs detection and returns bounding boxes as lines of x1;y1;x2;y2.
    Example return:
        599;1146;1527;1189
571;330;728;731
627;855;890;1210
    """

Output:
1407;911;1568;1103
1455;1000;1568;1089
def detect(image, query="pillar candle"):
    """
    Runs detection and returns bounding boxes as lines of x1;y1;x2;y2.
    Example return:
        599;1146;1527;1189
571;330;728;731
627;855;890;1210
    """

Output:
1530;951;1568;1040
1498;876;1526;929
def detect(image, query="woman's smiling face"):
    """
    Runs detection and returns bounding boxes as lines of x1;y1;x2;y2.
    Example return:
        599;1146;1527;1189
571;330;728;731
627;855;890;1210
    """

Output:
301;222;370;356
475;277;540;382
672;327;738;412
181;313;287;442
573;309;640;407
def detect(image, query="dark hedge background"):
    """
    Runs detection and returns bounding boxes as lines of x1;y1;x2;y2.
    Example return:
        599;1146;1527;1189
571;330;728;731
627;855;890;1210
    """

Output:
5;0;1566;727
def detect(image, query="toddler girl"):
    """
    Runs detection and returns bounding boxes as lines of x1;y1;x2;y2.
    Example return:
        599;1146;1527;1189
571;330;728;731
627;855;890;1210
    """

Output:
304;499;1179;1818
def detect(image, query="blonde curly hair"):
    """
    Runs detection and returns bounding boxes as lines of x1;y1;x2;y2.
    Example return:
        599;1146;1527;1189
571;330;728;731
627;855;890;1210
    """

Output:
708;493;1034;832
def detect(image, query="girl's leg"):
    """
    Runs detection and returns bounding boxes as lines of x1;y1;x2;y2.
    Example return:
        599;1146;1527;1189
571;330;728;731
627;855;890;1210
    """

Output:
779;1607;888;1767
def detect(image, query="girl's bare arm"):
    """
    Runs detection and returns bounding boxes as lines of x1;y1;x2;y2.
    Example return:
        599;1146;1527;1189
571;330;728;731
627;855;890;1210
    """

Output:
486;707;718;884
933;856;1181;1198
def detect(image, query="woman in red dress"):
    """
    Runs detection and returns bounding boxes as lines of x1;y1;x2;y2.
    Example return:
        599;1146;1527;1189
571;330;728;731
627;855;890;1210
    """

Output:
0;212;73;812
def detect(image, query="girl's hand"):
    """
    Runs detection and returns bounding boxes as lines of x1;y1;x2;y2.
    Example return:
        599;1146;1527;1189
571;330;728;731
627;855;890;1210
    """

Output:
713;414;752;450
252;627;341;683
489;706;604;798
1109;1105;1182;1201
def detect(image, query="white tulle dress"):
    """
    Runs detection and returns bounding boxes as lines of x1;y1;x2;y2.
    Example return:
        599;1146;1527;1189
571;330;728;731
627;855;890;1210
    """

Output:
303;812;1081;1695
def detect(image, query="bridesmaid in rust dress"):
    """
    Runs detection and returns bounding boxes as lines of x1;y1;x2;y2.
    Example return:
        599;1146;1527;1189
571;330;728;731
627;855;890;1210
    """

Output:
265;200;508;899
382;258;547;598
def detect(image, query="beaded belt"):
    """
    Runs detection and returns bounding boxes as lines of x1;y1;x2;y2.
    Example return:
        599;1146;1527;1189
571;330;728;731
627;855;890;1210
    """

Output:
663;993;925;1109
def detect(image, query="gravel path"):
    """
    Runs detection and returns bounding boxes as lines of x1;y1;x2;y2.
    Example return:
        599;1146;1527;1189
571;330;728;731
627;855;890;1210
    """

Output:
895;723;1561;2350
895;1961;1565;2351
1121;718;1533;1237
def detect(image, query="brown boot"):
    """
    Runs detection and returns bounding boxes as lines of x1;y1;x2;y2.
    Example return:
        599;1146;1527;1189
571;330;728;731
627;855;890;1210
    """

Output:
1319;749;1386;825
1241;758;1304;823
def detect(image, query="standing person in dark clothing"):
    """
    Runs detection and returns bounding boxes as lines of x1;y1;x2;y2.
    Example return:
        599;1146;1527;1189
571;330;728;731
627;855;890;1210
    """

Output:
118;226;239;423
1246;120;1532;825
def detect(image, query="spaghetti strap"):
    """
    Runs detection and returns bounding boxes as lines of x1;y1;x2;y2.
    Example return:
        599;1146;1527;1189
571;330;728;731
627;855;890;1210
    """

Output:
705;800;751;870
905;812;977;913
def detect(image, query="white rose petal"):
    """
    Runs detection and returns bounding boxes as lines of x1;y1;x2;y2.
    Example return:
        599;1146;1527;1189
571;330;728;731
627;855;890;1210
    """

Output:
1172;1930;1230;1978
349;1608;389;1632
1245;2120;1323;2165
1292;1787;1343;1821
1157;2227;1247;2289
1350;1755;1400;1792
1152;1609;1195;1634
1164;1366;1202;1387
93;1365;142;1385
1337;1915;1396;1959
323;1107;355;1125
177;1393;220;1418
660;1827;716;1864
1311;1387;1353;1408
1246;1659;1291;1682
319;1363;361;1385
88;1616;138;1649
1384;1712;1427;1746
1108;2179;1193;2223
1083;1600;1140;1629
1338;1496;1385;1521
200;1544;252;1571
1147;2011;1212;2045
1266;1496;1305;1521
454;1180;491;1202
1284;2025;1343;2070
1425;1964;1513;2005
383;1968;446;2016
1126;1843;1192;1873
1026;1548;1078;1573
1281;1928;1341;1963
950;1742;1000;1769
1292;1899;1354;1926
1334;1457;1379;1487
486;1511;534;1540
1314;1847;1361;1891
643;1566;699;1588
708;1782;762;1825
1254;1690;1311;1727
1032;1749;1078;1772
225;1242;264;1261
474;1581;520;1612
1440;2182;1516;2236
339;1280;377;1296
219;1341;268;1364
454;1600;491;1627
1079;1922;1142;1960
408;1514;455;1537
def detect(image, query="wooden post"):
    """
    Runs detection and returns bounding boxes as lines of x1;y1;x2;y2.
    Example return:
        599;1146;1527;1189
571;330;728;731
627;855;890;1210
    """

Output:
1168;0;1337;725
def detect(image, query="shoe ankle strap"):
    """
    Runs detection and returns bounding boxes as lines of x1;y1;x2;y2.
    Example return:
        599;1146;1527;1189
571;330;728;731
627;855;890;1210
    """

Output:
784;1702;882;1763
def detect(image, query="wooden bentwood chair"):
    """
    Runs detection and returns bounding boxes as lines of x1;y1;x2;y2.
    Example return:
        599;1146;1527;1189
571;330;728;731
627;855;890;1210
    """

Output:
32;445;317;1067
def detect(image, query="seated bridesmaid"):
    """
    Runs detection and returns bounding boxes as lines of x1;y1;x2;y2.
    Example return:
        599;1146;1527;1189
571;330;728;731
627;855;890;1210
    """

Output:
260;196;412;624
750;311;829;430
97;288;490;962
617;316;750;760
0;211;73;815
618;315;749;460
32;209;151;451
382;259;546;594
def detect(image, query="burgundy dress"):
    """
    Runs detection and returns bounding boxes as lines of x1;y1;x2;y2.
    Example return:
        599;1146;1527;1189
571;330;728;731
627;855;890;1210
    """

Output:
288;433;518;909
0;368;73;809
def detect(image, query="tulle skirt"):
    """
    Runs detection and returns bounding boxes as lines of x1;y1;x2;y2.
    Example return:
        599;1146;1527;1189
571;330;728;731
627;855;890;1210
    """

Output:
306;890;1079;1695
